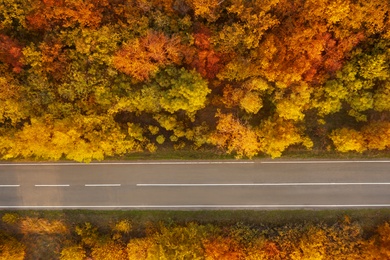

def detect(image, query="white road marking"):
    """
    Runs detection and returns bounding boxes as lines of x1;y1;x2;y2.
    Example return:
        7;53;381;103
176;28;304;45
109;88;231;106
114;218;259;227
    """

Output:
1;160;389;166
0;161;254;166
0;160;390;167
35;184;70;187
0;204;389;209
137;182;390;187
0;185;20;187
261;160;390;164
85;184;121;187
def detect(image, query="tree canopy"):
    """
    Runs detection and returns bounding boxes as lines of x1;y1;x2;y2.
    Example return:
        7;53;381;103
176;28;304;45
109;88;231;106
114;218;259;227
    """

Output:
1;0;390;161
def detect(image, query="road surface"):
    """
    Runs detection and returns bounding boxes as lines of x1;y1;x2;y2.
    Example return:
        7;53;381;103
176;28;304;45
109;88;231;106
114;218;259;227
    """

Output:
0;160;390;209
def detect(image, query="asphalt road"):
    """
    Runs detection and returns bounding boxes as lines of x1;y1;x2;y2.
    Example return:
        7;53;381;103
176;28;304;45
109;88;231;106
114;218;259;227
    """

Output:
1;160;390;209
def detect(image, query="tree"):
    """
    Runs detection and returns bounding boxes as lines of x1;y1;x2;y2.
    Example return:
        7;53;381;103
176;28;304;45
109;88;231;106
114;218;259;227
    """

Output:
219;78;271;114
364;222;390;259
256;117;313;158
203;236;245;260
127;238;155;260
158;67;211;116
187;27;223;80
329;128;366;153
0;115;145;162
60;245;86;260
315;39;390;121
290;227;327;260
113;31;182;82
0;0;29;31
26;0;108;31
0;76;25;125
212;0;279;53
362;121;390;151
374;82;390;112
148;223;208;260
188;0;219;20
0;232;26;260
274;82;312;121
0;34;24;73
91;240;127;260
209;111;260;158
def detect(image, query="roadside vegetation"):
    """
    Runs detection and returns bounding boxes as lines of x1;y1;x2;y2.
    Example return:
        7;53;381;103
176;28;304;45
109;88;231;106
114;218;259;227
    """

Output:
1;0;390;162
0;209;390;259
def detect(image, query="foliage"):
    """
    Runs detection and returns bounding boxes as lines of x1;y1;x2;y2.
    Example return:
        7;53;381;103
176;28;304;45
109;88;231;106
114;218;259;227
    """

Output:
330;128;367;153
1;213;19;224
19;217;68;234
60;245;86;260
0;211;390;259
113;31;182;82
91;240;127;260
330;121;390;153
157;67;211;116
114;219;132;234
210;111;260;158
0;0;389;160
148;222;209;259
257;117;313;158
0;232;25;260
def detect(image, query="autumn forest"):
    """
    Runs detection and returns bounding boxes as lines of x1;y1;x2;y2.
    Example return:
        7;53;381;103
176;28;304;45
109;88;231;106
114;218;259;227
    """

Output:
1;0;390;161
1;211;390;259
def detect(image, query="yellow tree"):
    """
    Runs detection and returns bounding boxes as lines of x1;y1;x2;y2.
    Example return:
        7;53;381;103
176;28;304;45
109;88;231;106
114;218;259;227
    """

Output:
148;223;208;260
188;0;219;21
212;0;279;53
0;232;25;260
60;246;86;260
91;240;127;260
256;117;313;158
329;128;366;153
203;236;245;260
126;238;155;260
209;111;260;158
364;222;390;259
157;67;211;117
290;227;327;260
0;76;25;126
219;78;271;115
274;82;312;121
374;82;390;112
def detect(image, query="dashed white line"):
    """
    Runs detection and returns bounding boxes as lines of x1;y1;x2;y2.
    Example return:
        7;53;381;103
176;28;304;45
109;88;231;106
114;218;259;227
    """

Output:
0;185;20;187
261;160;390;164
85;184;121;187
35;184;70;187
137;182;390;187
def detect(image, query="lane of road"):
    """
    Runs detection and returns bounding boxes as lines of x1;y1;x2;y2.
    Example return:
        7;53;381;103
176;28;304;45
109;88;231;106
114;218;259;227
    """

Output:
0;160;390;209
